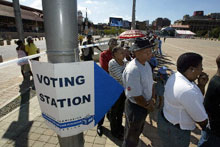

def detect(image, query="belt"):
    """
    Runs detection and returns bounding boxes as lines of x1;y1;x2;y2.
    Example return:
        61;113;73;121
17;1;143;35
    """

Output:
161;110;181;129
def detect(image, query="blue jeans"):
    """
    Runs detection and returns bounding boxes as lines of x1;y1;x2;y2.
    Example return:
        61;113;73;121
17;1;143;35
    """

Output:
157;110;191;147
198;129;220;147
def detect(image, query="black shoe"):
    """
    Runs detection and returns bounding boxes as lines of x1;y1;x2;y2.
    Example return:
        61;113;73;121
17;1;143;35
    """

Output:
97;126;103;137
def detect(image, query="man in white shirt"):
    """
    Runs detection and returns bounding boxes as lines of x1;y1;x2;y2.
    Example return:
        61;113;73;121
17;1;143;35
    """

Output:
122;38;156;147
157;52;208;147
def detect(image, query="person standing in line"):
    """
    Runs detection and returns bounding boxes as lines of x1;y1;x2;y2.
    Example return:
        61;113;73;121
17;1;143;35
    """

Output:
82;35;102;61
78;34;84;45
97;38;118;136
198;54;220;147
158;37;162;56
108;46;127;140
157;52;208;147
122;38;156;147
16;40;31;80
25;36;40;61
155;66;168;109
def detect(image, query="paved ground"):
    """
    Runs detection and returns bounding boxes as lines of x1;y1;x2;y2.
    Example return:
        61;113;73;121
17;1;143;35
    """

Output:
0;38;220;147
162;38;220;78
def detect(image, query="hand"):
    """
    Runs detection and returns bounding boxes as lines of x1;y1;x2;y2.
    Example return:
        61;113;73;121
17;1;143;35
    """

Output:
198;72;209;86
145;99;155;112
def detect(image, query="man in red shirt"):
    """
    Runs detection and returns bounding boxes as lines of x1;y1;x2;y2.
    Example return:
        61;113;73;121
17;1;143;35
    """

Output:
99;38;118;73
97;38;118;136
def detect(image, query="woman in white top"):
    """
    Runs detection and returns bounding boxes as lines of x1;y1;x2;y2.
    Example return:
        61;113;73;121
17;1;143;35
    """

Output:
157;52;208;147
108;46;127;140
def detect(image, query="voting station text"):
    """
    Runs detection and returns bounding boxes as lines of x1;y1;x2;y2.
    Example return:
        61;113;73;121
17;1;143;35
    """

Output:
37;74;91;108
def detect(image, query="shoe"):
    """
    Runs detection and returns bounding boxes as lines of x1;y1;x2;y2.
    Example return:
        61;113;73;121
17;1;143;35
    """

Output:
97;126;103;137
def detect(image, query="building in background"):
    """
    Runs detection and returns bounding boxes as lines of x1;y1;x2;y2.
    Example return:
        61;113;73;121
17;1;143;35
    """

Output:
0;0;44;39
152;17;171;30
174;11;220;33
77;10;84;34
123;20;131;29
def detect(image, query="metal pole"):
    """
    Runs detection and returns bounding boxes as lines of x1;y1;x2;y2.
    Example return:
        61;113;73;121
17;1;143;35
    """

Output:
131;0;136;30
42;0;83;146
13;0;24;41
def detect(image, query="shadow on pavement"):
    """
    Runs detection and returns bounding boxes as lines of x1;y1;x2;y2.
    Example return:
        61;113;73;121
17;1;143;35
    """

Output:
3;77;34;146
141;110;200;147
102;127;123;146
156;54;175;68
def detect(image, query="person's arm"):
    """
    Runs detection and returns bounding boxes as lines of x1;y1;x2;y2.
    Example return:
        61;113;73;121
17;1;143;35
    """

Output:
134;96;155;112
99;53;108;72
196;119;208;130
95;46;103;52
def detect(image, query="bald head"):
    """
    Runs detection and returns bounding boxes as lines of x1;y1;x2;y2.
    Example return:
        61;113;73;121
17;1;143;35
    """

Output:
216;54;220;69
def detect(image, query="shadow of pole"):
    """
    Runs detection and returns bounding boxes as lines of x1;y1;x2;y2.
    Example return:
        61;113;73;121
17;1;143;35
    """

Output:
3;76;33;146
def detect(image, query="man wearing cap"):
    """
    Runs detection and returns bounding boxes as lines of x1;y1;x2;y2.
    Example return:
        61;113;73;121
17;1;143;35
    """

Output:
122;38;156;147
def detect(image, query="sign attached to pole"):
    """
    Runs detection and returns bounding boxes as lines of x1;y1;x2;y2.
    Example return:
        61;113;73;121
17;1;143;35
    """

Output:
31;61;123;137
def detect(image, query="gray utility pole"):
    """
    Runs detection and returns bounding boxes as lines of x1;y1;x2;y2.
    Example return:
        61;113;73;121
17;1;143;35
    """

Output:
42;0;83;147
13;0;24;41
131;0;136;30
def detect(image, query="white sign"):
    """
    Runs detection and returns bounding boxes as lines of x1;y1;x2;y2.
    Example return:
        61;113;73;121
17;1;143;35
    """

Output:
31;61;95;137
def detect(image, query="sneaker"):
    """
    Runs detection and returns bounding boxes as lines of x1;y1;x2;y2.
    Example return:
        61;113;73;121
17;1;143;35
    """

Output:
97;126;103;137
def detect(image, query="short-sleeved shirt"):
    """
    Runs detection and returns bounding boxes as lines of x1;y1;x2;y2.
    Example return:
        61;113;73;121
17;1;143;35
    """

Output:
25;43;38;55
99;49;112;73
122;58;153;104
163;72;208;130
204;75;220;137
108;59;127;86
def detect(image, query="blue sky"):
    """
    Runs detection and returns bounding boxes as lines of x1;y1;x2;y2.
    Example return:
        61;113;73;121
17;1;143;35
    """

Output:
7;0;220;24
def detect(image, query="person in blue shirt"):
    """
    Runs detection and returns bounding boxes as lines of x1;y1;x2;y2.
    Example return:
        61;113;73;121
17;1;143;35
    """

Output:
155;66;168;108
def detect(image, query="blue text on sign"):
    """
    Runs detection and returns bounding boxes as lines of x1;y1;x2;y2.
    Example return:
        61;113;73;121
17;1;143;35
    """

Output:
37;74;85;87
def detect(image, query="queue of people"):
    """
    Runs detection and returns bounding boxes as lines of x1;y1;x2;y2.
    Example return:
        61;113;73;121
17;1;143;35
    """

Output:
96;37;219;147
15;35;219;147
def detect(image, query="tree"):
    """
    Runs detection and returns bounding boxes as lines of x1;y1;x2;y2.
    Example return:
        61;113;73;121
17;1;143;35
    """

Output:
210;27;220;38
196;30;207;37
